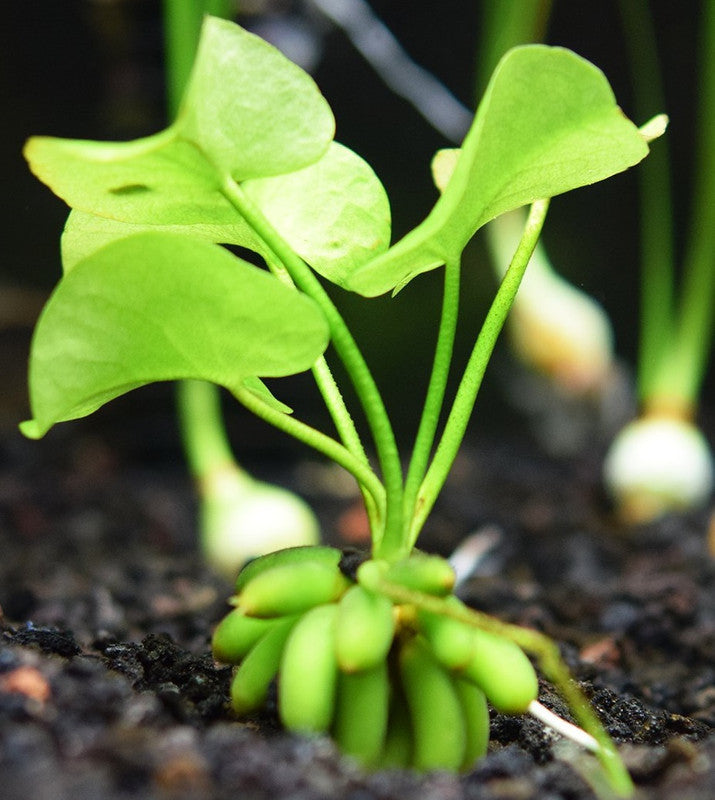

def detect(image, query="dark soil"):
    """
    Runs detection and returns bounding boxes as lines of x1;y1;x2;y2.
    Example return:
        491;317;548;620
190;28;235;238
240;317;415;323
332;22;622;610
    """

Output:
1;419;713;800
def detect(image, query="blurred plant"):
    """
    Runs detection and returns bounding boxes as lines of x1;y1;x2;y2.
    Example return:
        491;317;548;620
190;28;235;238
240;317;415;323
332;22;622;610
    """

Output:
313;0;626;459
470;1;712;517
603;0;714;522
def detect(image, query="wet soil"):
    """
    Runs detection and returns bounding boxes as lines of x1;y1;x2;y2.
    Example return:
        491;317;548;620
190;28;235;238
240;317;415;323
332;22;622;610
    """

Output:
0;420;713;800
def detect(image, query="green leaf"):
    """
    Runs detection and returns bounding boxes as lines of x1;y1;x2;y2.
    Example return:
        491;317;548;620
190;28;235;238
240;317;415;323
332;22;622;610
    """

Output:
241;376;293;415
61;209;270;272
244;143;391;287
24;131;240;226
347;45;650;297
22;233;329;438
178;16;335;179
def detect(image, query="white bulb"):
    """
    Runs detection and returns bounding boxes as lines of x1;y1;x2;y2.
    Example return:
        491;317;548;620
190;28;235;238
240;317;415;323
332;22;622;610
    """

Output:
199;467;320;578
603;416;714;523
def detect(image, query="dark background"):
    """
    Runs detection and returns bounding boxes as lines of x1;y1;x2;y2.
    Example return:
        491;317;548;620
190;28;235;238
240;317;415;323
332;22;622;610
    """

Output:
0;0;709;461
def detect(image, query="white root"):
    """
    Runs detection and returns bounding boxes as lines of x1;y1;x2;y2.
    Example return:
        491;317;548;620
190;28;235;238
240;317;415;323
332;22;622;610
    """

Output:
528;699;600;753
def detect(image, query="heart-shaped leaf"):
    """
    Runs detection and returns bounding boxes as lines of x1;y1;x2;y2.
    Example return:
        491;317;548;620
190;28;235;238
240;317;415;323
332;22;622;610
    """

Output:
22;233;329;438
244;142;391;287
178;16;335;179
347;45;650;297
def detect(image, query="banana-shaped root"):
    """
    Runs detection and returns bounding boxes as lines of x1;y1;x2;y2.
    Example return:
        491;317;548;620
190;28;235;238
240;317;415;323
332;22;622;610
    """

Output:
358;552;455;597
279;603;340;733
230;614;298;715
379;683;413;769
335;584;395;672
234;544;342;593
237;559;351;618
462;629;538;714
398;635;466;771
454;677;490;770
212;607;282;664
417;597;477;671
332;660;390;766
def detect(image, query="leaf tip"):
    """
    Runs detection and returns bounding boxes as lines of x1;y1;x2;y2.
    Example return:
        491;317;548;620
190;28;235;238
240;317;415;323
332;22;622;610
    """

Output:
19;419;46;440
638;113;669;143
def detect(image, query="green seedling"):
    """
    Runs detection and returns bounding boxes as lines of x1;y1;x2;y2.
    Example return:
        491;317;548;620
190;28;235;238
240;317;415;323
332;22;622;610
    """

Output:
603;0;714;522
22;16;657;793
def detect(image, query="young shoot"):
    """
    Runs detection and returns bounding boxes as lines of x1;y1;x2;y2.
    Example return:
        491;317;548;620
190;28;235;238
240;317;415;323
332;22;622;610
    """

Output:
603;0;715;522
178;379;320;578
22;17;654;793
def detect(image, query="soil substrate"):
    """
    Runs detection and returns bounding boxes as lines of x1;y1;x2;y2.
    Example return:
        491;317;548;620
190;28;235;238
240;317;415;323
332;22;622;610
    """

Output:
1;423;713;800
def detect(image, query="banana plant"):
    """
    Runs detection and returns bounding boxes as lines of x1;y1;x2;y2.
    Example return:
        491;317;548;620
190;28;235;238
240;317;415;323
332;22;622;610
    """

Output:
22;17;657;793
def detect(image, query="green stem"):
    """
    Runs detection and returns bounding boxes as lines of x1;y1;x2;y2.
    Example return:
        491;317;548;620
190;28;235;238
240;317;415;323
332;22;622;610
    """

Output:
402;256;460;531
311;357;382;529
163;0;235;114
619;0;677;405
411;199;550;541
233;384;385;513
219;174;404;554
261;242;373;469
203;0;235;19
311;357;369;466
164;0;247;494
662;0;715;408
163;0;204;117
163;0;236;116
259;244;374;478
177;378;240;477
476;0;552;96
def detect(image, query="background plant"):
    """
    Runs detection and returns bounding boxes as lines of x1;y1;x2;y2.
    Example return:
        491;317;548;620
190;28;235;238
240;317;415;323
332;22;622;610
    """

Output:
602;0;714;522
384;0;713;520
